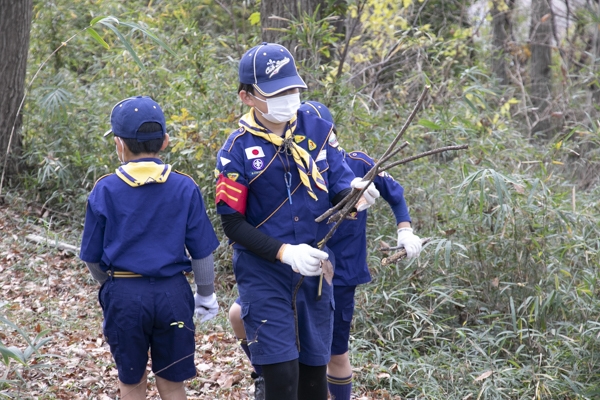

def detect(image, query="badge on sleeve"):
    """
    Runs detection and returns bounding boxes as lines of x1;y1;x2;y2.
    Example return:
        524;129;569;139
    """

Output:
252;159;264;171
328;133;339;148
227;172;240;181
316;149;327;162
245;146;265;159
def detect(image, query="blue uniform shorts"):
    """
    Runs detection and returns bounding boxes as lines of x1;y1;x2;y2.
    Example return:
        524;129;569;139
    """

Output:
234;249;334;367
99;273;196;384
331;285;356;355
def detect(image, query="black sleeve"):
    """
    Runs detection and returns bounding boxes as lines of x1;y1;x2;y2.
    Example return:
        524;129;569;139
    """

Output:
332;188;351;206
220;212;284;263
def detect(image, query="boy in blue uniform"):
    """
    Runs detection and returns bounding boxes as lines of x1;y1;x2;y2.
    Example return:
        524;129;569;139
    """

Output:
80;96;220;400
299;102;423;400
215;43;379;400
228;100;423;400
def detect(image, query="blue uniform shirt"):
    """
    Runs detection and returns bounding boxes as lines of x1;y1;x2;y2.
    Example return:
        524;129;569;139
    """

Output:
215;111;353;248
80;158;219;277
328;150;411;286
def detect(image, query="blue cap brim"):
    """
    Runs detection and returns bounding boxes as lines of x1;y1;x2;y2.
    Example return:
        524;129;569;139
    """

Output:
253;75;307;97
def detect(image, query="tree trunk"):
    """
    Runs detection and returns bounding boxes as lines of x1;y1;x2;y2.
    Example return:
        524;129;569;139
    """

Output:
491;0;513;84
0;0;33;182
260;0;322;61
588;2;600;107
529;0;554;138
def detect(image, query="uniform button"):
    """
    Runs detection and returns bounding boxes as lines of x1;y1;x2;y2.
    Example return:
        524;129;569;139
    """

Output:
294;216;299;222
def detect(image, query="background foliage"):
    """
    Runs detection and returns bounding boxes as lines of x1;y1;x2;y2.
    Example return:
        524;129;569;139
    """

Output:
2;0;600;398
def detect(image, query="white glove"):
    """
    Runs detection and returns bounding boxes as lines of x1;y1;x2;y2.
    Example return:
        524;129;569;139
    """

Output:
397;227;422;258
351;177;380;211
194;293;219;322
280;244;328;276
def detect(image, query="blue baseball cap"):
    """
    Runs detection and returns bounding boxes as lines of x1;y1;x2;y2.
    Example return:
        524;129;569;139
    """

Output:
299;101;334;125
103;96;166;141
239;42;307;97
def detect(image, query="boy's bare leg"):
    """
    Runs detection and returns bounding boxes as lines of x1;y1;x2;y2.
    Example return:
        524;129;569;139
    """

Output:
229;302;246;338
327;352;352;377
119;373;147;400
156;376;187;400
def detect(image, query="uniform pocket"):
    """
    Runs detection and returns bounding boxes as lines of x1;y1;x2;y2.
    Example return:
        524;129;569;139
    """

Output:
240;301;250;320
104;291;142;331
166;282;194;322
104;329;119;346
341;303;355;323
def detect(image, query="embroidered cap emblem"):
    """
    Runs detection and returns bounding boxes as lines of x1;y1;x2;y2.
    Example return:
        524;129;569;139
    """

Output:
265;57;290;78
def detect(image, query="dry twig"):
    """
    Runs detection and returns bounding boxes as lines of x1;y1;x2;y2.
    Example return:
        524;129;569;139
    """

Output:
381;237;432;266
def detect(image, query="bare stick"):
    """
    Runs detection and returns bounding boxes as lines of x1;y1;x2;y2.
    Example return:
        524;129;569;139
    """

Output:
314;87;430;300
380;145;469;171
315;86;430;224
25;234;80;253
381;237;432;266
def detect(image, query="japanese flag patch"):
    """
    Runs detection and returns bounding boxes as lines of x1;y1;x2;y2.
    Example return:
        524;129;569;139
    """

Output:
245;146;265;159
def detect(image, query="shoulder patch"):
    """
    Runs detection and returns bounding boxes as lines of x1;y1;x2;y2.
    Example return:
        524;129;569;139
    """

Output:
328;132;339;148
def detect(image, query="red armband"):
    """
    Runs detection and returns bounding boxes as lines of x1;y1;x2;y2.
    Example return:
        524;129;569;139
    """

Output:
216;174;248;215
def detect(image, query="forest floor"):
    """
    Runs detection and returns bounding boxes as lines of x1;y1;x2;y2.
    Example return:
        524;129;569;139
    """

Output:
0;202;395;399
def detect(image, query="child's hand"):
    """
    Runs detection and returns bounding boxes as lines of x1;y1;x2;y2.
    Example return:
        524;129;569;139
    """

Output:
351;177;380;211
280;243;328;276
194;293;219;322
397;227;422;258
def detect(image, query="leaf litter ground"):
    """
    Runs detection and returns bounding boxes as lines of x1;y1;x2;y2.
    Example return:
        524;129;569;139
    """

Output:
0;203;398;399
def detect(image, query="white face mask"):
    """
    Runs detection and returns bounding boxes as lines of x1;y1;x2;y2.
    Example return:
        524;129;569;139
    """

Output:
252;93;301;124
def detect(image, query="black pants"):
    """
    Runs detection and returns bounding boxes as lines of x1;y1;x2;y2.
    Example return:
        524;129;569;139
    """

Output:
262;360;328;400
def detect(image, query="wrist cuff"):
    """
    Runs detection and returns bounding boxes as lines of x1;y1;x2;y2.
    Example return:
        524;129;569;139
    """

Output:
277;244;288;261
397;227;413;233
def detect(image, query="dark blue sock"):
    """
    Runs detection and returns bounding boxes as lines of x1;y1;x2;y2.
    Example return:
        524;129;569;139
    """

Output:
239;338;262;376
327;373;352;400
239;338;252;360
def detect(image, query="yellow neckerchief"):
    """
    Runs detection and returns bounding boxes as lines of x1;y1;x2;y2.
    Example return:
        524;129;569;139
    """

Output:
239;111;327;201
115;160;171;187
